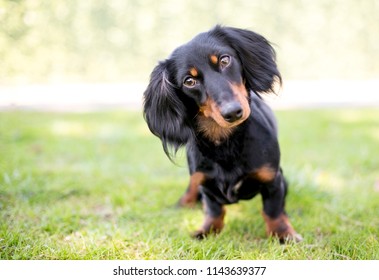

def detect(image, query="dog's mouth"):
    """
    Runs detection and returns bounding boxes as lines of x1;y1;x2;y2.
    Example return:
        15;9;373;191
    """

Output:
199;100;249;129
197;83;251;142
199;83;251;129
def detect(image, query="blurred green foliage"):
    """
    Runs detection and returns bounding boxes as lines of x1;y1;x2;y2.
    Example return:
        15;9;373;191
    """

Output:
0;0;378;84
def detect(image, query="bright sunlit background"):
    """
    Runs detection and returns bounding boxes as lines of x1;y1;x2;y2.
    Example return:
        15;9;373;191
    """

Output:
0;0;378;109
1;1;379;262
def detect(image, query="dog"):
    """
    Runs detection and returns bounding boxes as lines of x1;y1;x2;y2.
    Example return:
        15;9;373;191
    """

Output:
143;26;302;242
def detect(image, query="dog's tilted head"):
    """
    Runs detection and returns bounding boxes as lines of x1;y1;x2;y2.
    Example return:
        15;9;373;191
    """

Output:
143;26;281;158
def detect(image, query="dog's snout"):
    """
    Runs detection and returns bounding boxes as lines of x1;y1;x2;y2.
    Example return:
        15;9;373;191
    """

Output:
221;102;243;123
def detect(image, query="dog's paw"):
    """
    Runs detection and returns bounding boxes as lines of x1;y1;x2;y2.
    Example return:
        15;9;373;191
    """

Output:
278;232;303;244
177;197;198;209
191;229;208;240
263;212;302;244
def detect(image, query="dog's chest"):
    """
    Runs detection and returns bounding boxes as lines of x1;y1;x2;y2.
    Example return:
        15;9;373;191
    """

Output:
198;132;247;166
204;155;256;203
203;166;259;204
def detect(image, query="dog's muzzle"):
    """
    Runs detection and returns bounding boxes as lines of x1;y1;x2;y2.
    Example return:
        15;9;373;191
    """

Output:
221;102;243;123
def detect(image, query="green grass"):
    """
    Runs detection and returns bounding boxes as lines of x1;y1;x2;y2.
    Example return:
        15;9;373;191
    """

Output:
1;108;379;260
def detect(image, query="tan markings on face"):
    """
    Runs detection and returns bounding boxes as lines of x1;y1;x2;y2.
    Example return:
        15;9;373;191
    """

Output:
197;82;250;143
197;114;235;143
210;55;218;65
229;82;251;120
199;98;227;125
198;98;236;142
189;67;198;77
250;165;277;183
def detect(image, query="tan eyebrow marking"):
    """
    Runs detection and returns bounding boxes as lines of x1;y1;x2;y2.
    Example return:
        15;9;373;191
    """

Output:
210;55;218;65
189;67;198;77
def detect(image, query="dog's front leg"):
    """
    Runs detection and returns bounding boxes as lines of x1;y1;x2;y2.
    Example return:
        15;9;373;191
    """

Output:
178;172;204;208
192;194;225;240
261;171;302;243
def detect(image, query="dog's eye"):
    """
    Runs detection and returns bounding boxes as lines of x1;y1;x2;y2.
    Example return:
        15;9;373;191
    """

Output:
183;77;197;88
220;55;231;69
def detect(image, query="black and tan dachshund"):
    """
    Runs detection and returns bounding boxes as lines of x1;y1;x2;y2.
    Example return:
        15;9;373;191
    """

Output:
143;26;302;242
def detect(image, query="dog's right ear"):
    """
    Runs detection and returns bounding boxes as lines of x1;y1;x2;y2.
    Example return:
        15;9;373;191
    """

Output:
143;60;192;160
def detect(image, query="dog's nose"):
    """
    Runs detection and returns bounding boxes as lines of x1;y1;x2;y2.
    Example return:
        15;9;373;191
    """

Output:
221;102;243;123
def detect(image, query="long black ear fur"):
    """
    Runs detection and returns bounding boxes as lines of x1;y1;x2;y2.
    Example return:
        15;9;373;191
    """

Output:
143;60;192;160
212;26;282;94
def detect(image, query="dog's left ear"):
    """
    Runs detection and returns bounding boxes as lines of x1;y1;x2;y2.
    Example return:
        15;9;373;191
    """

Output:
213;26;282;94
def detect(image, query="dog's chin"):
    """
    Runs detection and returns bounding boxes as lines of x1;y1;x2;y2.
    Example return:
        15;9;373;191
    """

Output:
197;111;250;144
214;114;249;129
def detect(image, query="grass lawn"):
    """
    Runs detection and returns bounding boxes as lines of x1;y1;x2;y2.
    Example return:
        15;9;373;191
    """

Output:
1;108;378;260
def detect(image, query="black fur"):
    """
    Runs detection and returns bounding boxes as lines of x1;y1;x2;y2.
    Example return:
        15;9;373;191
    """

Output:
143;26;301;242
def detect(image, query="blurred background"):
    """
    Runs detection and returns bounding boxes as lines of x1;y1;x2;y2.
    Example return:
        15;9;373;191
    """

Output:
1;1;379;261
0;0;378;109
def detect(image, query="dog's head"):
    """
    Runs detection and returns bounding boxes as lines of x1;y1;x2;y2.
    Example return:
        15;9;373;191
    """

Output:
143;26;281;158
